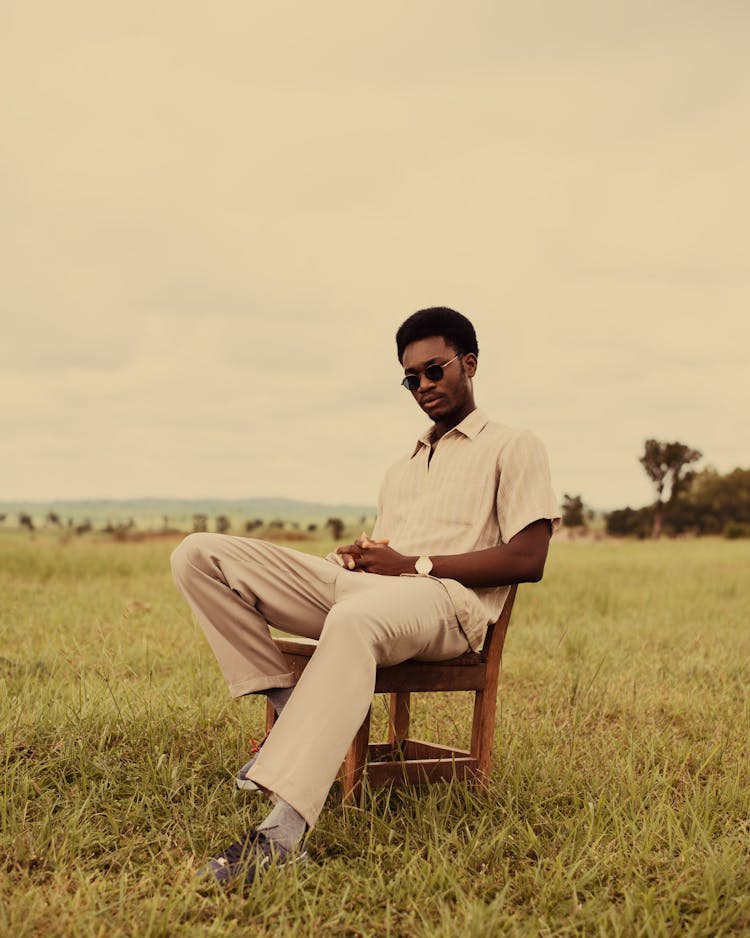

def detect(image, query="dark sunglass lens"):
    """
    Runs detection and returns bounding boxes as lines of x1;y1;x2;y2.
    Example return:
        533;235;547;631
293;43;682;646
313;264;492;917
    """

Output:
424;364;445;382
402;375;420;391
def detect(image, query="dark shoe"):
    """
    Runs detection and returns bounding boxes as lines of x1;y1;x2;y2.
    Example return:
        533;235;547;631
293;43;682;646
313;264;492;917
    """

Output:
236;733;269;791
197;828;308;885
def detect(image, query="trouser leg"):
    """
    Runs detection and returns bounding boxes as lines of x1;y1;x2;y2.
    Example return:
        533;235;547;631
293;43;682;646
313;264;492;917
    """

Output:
246;573;469;828
170;533;339;697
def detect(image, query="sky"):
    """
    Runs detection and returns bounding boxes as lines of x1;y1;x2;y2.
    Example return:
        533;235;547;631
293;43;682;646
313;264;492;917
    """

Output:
2;0;748;511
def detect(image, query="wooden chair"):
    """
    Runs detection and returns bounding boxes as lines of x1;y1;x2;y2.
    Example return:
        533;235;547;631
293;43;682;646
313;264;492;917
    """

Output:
265;584;517;801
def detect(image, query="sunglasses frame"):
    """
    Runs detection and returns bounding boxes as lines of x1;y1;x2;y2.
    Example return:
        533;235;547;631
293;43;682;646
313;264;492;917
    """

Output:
401;353;462;391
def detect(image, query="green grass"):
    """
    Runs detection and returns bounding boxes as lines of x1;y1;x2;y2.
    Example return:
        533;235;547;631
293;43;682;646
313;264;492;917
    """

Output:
1;531;749;936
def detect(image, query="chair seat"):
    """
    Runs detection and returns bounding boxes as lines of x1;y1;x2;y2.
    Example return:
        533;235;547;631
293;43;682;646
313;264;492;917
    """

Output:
273;636;487;693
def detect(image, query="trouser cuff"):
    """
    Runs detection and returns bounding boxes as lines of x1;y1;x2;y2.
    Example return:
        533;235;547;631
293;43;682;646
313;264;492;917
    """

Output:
228;671;297;699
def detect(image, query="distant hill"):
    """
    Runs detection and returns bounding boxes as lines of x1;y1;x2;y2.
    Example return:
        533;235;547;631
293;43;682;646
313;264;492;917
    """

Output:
0;497;376;529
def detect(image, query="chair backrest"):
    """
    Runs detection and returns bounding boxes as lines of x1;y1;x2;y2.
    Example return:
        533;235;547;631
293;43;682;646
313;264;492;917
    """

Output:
480;583;517;664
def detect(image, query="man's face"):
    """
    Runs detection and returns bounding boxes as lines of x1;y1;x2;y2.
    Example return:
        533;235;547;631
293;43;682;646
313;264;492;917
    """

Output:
401;336;476;423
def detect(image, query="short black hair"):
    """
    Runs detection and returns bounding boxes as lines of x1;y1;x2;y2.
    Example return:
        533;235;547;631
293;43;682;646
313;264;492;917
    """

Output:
395;307;479;363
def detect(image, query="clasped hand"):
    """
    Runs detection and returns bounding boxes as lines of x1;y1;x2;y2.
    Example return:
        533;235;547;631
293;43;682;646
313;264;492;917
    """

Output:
336;533;411;576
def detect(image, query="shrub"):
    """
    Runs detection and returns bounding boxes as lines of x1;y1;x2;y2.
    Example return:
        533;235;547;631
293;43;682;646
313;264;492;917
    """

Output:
605;506;653;538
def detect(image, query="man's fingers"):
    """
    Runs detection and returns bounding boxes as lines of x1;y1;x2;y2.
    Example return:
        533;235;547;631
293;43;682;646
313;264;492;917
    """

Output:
337;534;389;571
357;533;390;548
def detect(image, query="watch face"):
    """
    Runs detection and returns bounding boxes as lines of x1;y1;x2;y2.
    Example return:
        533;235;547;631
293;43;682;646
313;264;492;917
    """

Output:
416;556;433;576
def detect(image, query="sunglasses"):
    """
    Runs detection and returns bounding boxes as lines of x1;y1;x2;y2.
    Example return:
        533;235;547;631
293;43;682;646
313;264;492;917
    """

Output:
401;354;461;391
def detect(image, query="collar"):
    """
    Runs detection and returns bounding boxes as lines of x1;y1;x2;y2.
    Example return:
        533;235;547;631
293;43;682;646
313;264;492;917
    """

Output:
410;407;489;458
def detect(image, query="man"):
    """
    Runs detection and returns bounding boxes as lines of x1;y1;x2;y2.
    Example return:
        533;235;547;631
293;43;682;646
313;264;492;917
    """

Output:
171;307;559;883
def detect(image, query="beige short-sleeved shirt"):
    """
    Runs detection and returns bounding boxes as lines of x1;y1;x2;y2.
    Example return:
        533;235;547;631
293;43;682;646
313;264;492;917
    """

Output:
370;407;560;651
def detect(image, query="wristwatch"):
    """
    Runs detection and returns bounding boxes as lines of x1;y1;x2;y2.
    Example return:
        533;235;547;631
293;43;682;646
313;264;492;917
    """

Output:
415;555;433;576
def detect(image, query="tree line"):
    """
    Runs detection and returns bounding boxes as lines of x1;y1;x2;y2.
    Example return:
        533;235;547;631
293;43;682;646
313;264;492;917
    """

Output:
562;439;750;539
4;512;356;540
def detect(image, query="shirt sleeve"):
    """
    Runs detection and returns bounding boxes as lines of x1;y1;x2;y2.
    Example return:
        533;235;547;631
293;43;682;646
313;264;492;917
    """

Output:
496;429;560;543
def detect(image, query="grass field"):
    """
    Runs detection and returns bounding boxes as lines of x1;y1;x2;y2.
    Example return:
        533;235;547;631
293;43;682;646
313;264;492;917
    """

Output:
1;531;749;936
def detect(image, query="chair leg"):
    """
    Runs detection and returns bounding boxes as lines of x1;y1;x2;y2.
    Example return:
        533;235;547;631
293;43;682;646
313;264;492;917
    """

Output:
388;692;411;751
342;705;372;803
469;688;496;787
264;698;277;734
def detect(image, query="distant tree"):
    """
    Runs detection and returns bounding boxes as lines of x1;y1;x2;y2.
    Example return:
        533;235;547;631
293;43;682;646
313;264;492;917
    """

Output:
75;520;92;535
561;494;586;528
326;517;345;540
268;519;285;530
640;439;702;538
193;513;208;533
113;521;136;539
605;505;654;539
307;523;318;533
668;466;750;535
45;511;62;527
215;515;231;534
245;519;263;533
0;514;6;524
19;513;34;531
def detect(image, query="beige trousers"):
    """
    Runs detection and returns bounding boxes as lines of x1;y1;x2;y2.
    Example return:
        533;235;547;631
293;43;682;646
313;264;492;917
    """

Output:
170;533;469;827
